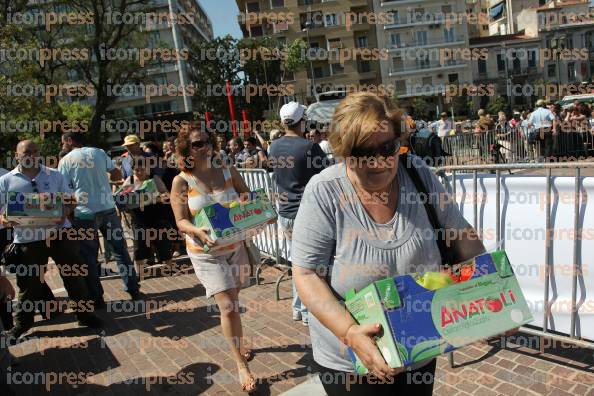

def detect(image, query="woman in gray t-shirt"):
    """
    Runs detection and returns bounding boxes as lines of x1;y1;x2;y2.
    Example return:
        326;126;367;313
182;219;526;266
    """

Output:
292;93;485;395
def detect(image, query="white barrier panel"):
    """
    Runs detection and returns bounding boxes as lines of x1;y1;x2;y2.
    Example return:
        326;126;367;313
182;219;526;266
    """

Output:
452;174;594;340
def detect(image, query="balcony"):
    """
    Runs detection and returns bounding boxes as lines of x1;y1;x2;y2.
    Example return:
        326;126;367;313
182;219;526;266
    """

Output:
381;0;443;8
389;60;467;76
387;35;466;50
385;15;447;29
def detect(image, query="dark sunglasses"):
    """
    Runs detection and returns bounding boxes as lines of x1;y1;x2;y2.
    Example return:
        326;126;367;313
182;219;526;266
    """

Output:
191;140;211;150
350;139;401;159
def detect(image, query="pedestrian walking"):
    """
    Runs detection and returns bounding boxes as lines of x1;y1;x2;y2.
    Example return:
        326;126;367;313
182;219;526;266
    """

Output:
59;132;141;306
169;126;257;393
291;92;486;395
268;101;327;326
0;140;103;341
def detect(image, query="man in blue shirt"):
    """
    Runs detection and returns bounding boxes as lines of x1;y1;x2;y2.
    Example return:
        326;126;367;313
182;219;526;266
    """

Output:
59;132;140;306
120;134;163;179
0;140;103;340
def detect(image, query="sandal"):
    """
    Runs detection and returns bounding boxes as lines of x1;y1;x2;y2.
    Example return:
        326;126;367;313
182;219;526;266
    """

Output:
238;365;257;393
241;348;254;362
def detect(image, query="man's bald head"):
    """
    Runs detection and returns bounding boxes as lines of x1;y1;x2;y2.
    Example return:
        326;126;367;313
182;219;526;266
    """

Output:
16;139;40;169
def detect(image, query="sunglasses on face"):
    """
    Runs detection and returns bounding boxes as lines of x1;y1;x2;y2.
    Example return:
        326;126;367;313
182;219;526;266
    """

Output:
350;139;401;159
191;140;211;150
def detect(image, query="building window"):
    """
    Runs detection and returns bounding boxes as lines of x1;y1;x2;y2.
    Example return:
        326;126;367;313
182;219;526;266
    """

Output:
568;62;576;81
389;10;399;24
528;50;536;68
392;55;403;71
356;36;368;48
416;31;428;46
270;0;284;8
566;36;573;49
283;71;295;81
300;11;323;29
154;75;167;86
250;25;263;36
395;80;406;94
315;66;327;79
327;38;342;50
448;73;458;83
489;2;505;21
412;8;425;23
478;58;487;75
331;63;344;75
442;5;452;14
324;13;338;27
422;76;432;86
496;54;505;72
547;64;556;78
359;60;371;73
390;33;401;47
444;28;455;43
273;20;289;33
246;2;259;12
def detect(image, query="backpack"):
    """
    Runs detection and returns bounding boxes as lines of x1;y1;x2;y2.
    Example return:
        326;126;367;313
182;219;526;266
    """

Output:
410;128;448;167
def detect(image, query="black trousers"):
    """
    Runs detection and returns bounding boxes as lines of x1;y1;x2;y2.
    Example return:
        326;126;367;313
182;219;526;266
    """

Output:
540;133;554;160
316;359;436;396
13;238;92;328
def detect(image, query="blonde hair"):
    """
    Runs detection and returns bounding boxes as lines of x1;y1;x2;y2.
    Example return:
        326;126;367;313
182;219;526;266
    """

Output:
328;92;405;159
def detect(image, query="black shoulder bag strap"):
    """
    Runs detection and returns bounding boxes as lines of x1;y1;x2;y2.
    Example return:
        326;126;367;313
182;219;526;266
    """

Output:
401;153;453;268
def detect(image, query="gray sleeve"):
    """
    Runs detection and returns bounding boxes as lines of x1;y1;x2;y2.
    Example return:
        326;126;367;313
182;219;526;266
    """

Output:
416;160;471;231
291;178;336;271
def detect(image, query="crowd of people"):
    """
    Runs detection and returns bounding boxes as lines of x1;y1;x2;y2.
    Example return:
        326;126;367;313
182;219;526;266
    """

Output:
411;98;594;165
0;92;540;395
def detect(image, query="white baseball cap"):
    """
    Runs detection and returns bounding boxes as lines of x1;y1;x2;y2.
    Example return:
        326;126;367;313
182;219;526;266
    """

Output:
280;101;307;125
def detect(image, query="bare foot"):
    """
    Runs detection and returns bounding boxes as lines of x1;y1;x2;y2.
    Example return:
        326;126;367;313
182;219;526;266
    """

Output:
238;364;256;393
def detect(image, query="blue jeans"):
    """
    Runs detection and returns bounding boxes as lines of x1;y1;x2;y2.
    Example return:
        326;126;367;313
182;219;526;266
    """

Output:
279;216;308;321
73;209;139;300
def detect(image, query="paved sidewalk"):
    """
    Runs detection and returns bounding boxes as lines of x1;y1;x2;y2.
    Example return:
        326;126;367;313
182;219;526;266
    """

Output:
5;260;594;395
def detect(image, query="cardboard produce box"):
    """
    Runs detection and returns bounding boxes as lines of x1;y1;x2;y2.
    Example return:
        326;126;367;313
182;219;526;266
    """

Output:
113;179;158;211
345;250;533;374
193;189;277;248
5;192;63;226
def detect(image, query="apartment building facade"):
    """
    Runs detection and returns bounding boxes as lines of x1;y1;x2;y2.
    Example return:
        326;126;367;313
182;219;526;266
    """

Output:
373;0;473;115
236;0;381;104
470;33;542;110
105;0;214;124
528;0;594;98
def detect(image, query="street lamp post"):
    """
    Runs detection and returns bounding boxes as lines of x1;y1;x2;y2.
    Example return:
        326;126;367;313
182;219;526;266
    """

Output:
552;34;566;100
303;21;316;100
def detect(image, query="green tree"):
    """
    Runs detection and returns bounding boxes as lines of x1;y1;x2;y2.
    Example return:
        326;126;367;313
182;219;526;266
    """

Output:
411;97;432;120
187;35;243;125
487;96;511;116
66;0;152;146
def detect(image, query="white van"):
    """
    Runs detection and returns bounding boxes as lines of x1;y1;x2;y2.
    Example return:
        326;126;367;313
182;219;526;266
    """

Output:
559;93;594;109
306;90;346;127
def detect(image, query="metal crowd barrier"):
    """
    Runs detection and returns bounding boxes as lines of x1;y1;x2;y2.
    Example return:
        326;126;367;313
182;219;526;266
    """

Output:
442;128;594;166
238;169;291;300
434;161;594;366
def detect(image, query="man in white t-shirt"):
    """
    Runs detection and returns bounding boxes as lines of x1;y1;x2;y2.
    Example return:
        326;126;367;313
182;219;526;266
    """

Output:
528;99;556;161
436;112;453;139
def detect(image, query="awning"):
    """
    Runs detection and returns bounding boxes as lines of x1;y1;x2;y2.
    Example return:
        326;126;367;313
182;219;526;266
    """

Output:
490;2;505;21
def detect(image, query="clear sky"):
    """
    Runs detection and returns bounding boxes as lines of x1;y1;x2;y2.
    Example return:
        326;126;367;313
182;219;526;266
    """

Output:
199;0;243;39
